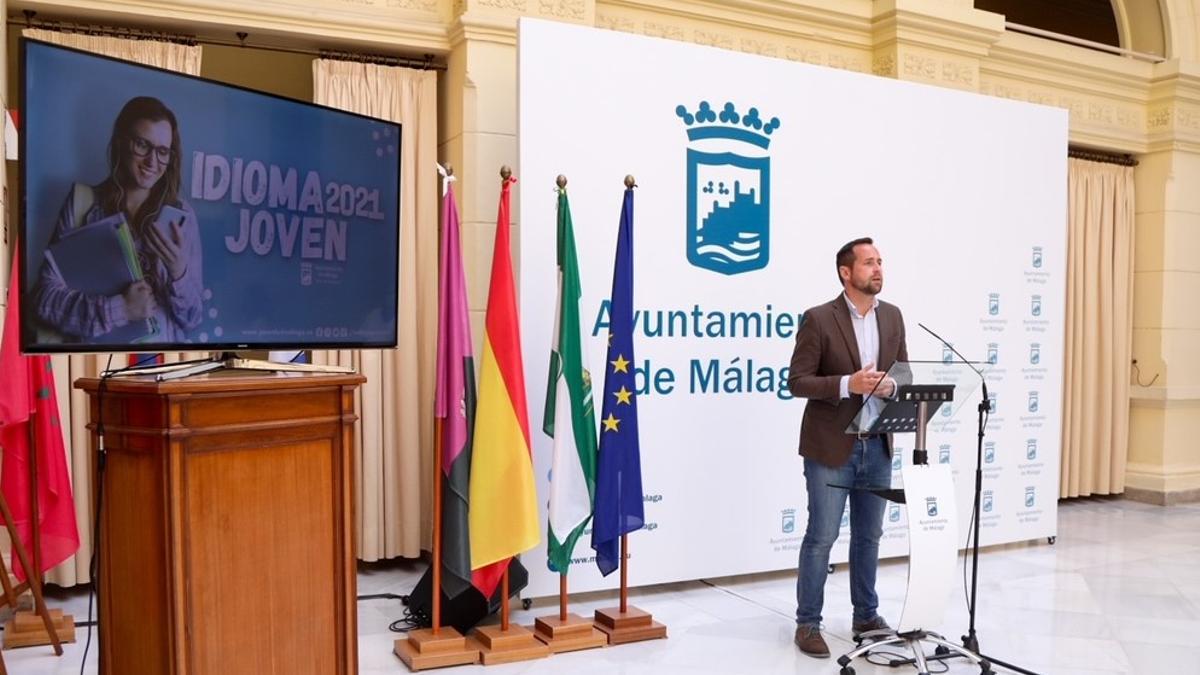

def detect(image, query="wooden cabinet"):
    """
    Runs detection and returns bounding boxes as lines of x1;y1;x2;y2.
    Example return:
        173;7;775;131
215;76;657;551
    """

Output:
76;371;365;675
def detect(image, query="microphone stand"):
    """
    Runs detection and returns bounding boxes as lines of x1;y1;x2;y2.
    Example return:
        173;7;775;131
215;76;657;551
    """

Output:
917;323;1037;675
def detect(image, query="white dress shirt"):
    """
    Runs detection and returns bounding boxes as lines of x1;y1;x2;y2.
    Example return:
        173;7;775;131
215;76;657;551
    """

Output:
839;293;883;429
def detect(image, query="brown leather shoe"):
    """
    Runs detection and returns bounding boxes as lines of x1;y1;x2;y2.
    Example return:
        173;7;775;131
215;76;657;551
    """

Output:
852;615;892;640
794;624;830;658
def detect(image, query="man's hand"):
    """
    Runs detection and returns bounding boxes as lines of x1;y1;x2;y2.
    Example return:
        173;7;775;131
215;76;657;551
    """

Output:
849;362;885;396
876;376;896;398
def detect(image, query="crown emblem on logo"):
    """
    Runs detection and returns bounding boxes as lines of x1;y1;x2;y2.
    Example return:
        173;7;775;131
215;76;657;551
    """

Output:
676;101;781;148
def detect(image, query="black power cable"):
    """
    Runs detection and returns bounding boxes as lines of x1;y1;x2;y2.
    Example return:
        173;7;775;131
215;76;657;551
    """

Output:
79;354;114;675
357;593;405;601
78;352;161;674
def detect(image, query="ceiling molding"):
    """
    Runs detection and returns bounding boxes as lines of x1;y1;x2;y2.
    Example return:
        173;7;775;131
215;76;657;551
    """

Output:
12;0;452;53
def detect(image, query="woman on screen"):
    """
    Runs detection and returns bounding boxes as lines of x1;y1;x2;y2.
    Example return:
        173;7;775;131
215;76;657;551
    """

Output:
32;96;203;343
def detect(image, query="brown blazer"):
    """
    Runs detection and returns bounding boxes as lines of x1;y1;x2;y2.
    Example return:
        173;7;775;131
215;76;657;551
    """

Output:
787;294;909;468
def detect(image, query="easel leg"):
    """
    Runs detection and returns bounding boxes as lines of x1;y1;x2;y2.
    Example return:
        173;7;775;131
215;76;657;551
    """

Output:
0;538;12;675
0;547;19;609
0;495;63;655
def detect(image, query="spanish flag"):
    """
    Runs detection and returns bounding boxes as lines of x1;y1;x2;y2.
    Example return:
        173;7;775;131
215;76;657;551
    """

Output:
469;174;540;598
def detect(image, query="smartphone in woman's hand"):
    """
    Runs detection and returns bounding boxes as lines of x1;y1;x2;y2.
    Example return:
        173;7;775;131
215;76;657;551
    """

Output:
153;205;188;243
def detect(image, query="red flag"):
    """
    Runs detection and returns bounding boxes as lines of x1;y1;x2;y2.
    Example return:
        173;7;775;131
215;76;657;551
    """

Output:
0;255;80;581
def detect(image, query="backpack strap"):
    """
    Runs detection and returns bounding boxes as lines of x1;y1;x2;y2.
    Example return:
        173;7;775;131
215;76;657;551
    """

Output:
70;183;95;228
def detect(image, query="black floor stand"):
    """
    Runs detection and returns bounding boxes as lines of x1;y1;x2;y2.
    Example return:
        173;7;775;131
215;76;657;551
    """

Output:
959;395;1040;675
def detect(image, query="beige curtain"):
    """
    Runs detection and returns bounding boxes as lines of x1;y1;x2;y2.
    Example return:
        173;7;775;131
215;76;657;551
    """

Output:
13;30;203;586
1060;158;1134;498
311;60;438;560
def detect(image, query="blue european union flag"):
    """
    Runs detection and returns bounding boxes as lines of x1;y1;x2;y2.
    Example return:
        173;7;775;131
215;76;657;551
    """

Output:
591;185;645;577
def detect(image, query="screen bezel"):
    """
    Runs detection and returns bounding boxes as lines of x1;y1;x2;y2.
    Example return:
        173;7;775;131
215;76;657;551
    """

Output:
18;37;403;354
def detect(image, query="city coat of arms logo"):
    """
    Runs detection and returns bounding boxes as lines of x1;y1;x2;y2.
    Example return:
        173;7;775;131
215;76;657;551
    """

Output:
677;101;780;275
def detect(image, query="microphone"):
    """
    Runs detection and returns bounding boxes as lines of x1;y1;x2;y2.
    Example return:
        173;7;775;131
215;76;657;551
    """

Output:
917;322;989;412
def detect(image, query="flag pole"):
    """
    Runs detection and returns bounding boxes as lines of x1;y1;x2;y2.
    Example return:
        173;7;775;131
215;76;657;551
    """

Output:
529;172;606;655
394;163;480;670
496;167;513;640
466;166;554;664
556;172;571;626
28;417;42;590
620;534;628;613
501;567;510;630
431;420;443;635
560;574;568;621
616;176;632;616
430;164;453;635
429;162;457;637
592;175;666;647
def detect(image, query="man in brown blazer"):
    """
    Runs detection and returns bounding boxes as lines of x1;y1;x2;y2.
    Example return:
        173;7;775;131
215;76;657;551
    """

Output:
787;237;908;658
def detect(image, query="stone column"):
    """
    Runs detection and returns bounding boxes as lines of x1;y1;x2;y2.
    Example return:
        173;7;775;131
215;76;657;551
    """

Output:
1127;60;1200;503
439;0;593;344
869;0;1004;91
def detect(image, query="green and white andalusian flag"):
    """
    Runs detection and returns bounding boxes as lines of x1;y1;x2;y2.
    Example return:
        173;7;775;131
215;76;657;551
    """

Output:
542;187;598;574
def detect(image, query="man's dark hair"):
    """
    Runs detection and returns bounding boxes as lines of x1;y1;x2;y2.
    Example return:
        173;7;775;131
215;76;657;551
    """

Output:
836;237;874;285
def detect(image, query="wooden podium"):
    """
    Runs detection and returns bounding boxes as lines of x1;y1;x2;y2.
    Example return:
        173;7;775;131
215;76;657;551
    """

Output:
76;371;365;675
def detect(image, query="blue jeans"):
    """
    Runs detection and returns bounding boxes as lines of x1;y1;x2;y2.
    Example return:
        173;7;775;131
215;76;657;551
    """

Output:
795;436;891;626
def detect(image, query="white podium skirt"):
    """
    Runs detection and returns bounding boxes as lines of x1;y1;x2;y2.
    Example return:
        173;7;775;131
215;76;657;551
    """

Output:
898;463;960;633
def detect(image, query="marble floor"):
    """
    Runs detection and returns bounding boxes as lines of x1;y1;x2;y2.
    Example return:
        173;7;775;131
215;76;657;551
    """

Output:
5;497;1198;674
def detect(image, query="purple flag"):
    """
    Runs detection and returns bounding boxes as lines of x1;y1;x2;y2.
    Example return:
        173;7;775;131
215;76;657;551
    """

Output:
433;181;482;596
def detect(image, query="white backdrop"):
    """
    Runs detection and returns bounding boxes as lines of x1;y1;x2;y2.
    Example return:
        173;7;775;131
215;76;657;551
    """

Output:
517;19;1066;598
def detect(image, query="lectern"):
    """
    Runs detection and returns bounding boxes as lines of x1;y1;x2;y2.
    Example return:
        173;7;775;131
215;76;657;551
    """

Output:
76;370;365;675
835;361;993;675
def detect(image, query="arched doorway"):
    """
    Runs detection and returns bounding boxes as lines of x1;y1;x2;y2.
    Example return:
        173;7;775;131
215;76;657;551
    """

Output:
975;0;1167;57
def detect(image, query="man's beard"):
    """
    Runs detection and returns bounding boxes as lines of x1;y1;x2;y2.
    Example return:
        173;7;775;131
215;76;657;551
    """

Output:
853;277;882;296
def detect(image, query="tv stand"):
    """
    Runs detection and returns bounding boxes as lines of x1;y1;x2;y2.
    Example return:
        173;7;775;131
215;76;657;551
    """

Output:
103;351;354;381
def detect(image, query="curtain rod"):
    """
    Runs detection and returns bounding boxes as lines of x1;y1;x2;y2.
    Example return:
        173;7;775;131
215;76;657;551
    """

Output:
17;12;196;46
1068;146;1138;167
11;12;445;71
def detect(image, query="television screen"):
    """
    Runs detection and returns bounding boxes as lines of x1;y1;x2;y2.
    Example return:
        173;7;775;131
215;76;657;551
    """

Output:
19;39;401;353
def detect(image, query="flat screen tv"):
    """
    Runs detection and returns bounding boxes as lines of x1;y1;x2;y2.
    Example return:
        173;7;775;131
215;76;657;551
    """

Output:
19;39;401;354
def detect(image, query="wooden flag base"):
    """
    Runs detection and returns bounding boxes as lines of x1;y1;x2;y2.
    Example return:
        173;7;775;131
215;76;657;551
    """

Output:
393;627;480;671
531;613;608;653
594;606;667;645
468;624;550;665
3;609;76;649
